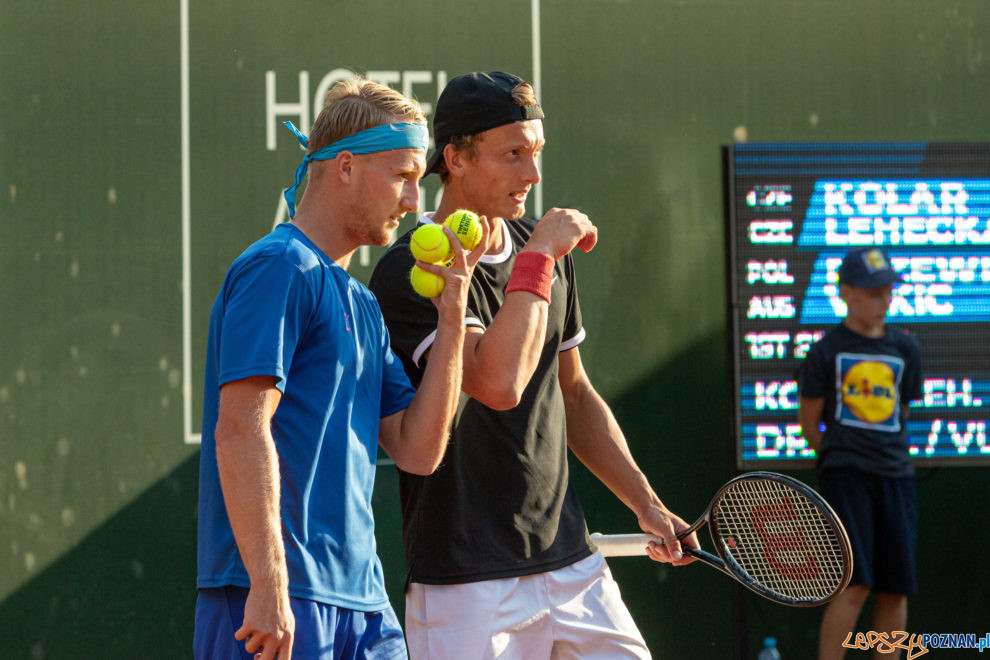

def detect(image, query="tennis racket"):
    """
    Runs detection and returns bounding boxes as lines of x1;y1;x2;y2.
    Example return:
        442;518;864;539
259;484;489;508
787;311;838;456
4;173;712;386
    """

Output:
591;472;852;607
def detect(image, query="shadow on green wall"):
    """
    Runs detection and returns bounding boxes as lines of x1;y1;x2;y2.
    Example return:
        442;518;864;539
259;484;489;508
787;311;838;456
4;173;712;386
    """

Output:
2;330;739;658
569;325;990;658
4;454;199;658
5;326;985;659
570;327;739;658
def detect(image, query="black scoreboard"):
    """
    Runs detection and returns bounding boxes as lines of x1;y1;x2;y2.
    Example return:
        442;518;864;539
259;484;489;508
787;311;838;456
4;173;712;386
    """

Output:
725;142;990;468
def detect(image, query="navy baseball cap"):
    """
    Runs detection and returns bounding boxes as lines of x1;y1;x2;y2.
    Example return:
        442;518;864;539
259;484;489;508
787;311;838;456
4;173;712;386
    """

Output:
838;247;902;288
425;71;544;175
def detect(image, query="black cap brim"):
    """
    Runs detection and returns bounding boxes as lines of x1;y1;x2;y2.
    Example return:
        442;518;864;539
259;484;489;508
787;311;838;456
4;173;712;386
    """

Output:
850;270;902;288
425;139;449;175
839;270;904;289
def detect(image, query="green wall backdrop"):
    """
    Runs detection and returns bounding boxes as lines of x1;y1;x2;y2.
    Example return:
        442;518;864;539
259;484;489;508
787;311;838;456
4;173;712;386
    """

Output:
2;1;989;657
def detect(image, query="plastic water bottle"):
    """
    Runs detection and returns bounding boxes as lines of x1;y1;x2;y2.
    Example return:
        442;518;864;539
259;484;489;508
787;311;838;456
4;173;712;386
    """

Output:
757;637;782;660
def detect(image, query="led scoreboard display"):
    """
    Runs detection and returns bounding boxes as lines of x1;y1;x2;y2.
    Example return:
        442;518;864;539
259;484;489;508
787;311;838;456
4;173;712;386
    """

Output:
725;142;990;468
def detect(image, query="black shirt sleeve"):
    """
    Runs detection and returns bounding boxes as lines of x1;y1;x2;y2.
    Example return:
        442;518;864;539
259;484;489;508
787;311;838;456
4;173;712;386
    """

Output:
899;329;924;403
560;254;583;346
368;237;441;386
798;339;829;399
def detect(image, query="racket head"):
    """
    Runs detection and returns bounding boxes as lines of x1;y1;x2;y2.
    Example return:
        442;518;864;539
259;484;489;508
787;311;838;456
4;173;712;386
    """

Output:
705;471;853;607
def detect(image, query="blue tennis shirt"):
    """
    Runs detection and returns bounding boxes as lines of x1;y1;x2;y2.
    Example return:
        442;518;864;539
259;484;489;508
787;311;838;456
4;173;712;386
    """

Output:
196;223;415;610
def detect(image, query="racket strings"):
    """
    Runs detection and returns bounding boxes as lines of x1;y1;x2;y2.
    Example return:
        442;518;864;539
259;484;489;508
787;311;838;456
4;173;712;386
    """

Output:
713;479;848;602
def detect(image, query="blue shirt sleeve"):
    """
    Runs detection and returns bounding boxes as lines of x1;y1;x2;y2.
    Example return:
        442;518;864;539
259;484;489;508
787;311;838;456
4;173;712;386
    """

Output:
217;255;312;391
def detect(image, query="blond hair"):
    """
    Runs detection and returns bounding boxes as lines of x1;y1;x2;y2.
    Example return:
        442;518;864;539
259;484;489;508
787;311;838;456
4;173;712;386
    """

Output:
307;78;426;156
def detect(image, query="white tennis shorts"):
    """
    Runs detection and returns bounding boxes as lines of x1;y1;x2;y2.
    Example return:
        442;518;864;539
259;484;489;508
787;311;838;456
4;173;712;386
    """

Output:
405;552;651;659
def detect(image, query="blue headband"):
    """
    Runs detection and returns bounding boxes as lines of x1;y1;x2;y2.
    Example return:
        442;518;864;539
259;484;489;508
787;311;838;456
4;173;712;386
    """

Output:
282;121;429;217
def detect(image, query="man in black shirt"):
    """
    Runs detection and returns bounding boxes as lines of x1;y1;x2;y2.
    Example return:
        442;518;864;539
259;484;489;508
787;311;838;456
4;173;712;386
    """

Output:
370;71;696;659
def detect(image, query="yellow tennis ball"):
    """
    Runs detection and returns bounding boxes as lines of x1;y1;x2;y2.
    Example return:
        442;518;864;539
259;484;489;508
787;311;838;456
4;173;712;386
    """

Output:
410;224;454;264
409;265;445;297
444;209;482;250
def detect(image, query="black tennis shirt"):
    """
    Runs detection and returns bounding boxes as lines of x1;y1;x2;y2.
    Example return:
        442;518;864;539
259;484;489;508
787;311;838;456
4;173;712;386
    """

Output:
798;323;923;477
368;215;594;584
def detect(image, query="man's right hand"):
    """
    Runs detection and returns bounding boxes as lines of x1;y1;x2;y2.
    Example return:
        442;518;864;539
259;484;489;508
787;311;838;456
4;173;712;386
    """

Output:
523;207;597;259
235;582;295;660
421;216;492;321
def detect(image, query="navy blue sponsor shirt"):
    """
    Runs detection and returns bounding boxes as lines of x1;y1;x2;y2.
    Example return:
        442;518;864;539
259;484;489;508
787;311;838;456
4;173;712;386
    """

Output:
799;323;923;477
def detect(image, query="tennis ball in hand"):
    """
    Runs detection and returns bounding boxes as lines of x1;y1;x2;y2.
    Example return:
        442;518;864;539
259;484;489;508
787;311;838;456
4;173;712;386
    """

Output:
410;265;445;297
410;224;454;264
443;209;482;250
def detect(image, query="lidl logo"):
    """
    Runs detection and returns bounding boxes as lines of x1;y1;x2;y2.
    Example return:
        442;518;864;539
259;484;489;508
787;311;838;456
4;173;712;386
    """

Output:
863;249;889;272
835;353;904;431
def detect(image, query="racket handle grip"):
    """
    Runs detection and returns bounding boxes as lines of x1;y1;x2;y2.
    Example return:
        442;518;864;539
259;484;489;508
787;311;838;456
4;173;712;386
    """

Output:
590;532;664;557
